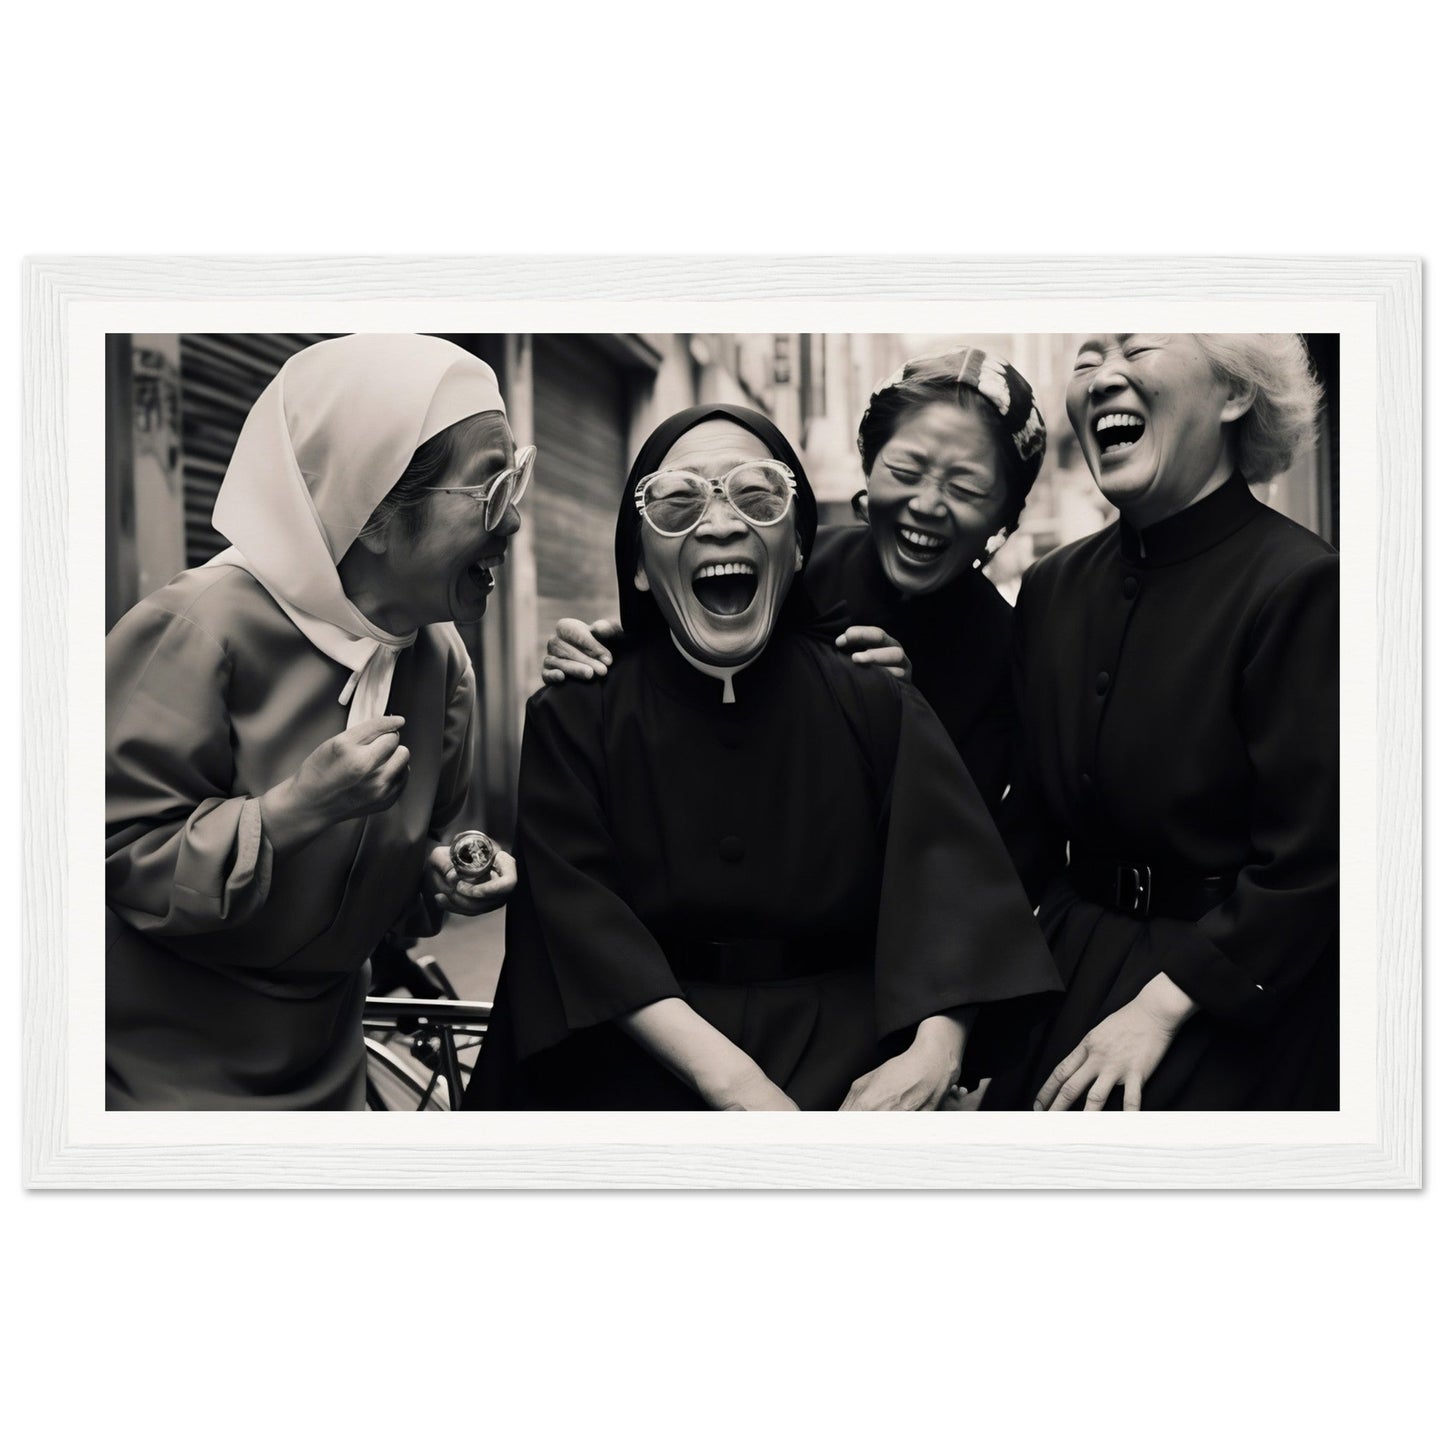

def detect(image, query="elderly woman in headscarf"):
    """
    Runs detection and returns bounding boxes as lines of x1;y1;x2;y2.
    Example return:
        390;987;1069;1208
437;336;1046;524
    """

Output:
540;348;1048;815
105;333;525;1110
466;404;1058;1111
986;334;1338;1111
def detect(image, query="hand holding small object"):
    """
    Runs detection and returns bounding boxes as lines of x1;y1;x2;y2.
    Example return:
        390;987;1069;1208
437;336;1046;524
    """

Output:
426;833;517;917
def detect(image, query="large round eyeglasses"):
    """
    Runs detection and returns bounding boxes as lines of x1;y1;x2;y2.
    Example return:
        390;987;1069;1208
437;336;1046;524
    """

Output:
423;444;536;531
634;459;796;538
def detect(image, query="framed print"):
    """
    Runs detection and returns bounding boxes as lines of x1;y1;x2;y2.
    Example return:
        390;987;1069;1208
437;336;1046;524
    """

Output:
21;255;1422;1187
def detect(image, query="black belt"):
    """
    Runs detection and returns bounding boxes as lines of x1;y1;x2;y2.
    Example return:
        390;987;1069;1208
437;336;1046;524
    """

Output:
1068;853;1237;921
659;933;867;986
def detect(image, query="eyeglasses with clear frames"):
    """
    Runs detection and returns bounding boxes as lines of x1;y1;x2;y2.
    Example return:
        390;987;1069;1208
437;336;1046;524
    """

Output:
423;444;537;530
634;459;797;537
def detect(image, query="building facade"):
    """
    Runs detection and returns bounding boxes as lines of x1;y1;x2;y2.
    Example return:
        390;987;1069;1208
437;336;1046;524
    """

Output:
105;330;1339;841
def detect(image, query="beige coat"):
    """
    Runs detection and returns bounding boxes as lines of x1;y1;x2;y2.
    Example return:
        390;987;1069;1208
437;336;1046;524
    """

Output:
105;564;476;1109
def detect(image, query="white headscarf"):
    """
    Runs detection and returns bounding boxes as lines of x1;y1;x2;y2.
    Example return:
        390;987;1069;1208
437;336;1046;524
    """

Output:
206;334;507;728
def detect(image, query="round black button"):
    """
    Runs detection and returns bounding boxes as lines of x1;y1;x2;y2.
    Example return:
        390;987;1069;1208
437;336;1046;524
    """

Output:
1122;576;1139;600
718;835;745;863
718;725;743;751
1095;671;1110;695
1081;772;1094;793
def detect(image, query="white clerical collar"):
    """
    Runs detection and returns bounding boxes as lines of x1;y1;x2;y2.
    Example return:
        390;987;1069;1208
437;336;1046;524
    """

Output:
671;633;754;704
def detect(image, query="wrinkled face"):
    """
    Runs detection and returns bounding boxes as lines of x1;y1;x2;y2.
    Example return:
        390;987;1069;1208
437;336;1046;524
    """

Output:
1066;334;1248;526
379;421;521;628
866;402;1010;597
635;419;801;666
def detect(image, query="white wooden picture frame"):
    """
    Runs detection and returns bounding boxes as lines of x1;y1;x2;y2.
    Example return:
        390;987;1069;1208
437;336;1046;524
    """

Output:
22;256;1421;1188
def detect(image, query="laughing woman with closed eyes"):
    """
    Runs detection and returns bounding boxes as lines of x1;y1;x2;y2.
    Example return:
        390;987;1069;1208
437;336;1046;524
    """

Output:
986;333;1339;1112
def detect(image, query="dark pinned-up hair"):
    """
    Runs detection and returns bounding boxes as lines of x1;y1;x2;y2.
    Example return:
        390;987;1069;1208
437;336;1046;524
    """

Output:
856;348;1047;538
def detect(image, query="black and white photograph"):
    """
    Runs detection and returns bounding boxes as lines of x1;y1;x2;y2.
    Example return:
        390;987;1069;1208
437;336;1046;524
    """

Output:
99;327;1343;1117
20;256;1420;1190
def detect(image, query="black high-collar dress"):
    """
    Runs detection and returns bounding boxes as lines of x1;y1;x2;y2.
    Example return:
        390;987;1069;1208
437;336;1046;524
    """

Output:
806;524;1016;813
986;476;1340;1109
467;629;1059;1110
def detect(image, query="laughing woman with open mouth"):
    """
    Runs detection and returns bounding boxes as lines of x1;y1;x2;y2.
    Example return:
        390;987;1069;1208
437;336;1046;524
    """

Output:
105;334;522;1109
540;350;1046;816
986;334;1339;1111
467;405;1058;1111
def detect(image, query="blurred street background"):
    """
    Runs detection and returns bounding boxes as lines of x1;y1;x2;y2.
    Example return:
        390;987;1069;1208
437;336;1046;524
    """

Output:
107;330;1340;1002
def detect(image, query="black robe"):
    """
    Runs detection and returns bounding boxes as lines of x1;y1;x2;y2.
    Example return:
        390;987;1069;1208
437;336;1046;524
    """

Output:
807;524;1016;812
467;630;1059;1110
987;476;1340;1110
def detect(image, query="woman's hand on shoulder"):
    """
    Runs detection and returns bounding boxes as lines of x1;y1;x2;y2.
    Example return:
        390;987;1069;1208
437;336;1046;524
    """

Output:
1035;973;1197;1111
541;618;624;686
835;626;912;683
424;844;518;917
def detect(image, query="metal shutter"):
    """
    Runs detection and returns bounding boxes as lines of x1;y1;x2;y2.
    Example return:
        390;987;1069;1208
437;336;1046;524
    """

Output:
530;336;633;646
178;334;335;567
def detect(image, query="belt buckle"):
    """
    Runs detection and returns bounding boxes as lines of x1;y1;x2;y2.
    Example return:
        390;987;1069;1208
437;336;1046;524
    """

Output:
1114;864;1152;918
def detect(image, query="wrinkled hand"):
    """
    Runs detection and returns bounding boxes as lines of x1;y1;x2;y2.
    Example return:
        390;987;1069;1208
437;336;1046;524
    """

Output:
293;715;411;825
840;1040;958;1111
719;1074;799;1111
424;843;517;917
541;617;624;685
835;626;912;682
1035;976;1195;1111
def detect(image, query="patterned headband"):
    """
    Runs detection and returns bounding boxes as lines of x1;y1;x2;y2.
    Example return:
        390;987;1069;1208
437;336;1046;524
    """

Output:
871;347;1047;472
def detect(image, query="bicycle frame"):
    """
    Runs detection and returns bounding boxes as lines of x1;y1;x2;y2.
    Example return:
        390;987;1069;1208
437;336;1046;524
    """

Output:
362;996;492;1110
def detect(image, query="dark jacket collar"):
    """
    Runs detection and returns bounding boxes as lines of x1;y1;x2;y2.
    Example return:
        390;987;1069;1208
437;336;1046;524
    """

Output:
1119;473;1261;567
637;628;790;711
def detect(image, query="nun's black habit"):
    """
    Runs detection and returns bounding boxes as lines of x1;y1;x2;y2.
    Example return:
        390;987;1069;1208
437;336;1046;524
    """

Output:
467;406;1058;1110
986;477;1339;1109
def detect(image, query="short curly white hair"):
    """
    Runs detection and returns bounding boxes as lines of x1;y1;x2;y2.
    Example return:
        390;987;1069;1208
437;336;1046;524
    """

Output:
1193;334;1323;483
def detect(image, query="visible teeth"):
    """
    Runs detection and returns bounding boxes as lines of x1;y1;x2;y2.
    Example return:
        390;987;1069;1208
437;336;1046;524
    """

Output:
695;561;756;579
900;528;946;550
1094;412;1145;457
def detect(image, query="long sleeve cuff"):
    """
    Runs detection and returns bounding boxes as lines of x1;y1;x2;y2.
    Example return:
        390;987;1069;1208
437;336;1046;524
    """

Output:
1154;918;1271;1029
113;795;276;938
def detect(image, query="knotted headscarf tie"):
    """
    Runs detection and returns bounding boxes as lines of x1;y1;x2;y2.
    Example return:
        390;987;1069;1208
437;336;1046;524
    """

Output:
205;333;507;728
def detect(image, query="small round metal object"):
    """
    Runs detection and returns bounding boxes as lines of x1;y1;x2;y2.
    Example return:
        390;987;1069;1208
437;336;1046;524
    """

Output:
449;830;498;880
